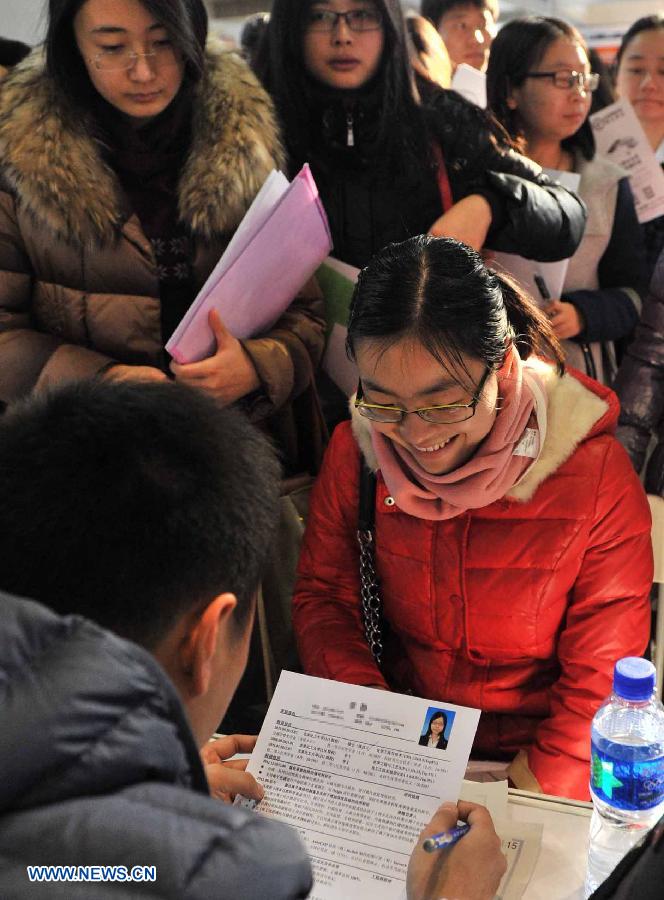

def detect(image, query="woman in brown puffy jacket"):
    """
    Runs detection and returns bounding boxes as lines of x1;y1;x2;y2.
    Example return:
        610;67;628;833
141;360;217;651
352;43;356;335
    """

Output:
0;0;326;474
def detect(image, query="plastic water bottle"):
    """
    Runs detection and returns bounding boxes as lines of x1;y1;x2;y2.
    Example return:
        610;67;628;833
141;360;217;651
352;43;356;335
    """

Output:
584;657;664;897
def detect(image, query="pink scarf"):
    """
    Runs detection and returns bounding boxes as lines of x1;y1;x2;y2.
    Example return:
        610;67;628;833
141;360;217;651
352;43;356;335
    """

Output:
370;347;547;520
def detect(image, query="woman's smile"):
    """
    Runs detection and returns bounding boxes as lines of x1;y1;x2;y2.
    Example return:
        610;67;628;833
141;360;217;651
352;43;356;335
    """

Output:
413;436;454;453
355;339;498;476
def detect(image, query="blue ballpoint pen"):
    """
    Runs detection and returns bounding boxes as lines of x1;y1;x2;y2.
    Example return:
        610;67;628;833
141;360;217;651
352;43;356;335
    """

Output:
422;823;471;852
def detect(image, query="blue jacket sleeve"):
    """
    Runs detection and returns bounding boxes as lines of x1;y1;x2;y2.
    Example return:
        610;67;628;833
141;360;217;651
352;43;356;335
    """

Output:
563;178;647;343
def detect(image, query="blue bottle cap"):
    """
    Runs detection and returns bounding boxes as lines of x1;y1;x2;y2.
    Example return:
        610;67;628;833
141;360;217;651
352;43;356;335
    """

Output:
613;657;656;701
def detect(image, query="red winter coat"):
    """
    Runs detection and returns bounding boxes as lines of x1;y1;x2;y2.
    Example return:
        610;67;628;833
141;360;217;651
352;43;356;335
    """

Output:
293;365;653;800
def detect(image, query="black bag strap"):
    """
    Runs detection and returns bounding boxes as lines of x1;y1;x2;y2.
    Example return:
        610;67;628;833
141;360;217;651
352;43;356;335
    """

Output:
358;460;377;531
357;460;384;665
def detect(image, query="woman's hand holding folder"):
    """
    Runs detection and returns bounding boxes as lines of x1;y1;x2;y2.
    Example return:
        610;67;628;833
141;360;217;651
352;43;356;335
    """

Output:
171;309;260;406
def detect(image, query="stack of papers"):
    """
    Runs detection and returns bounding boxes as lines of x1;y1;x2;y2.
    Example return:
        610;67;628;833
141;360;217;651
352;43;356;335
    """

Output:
590;99;664;225
166;164;332;363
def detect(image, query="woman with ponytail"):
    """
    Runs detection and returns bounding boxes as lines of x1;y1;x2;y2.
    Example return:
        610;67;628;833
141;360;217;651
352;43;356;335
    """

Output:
293;236;652;801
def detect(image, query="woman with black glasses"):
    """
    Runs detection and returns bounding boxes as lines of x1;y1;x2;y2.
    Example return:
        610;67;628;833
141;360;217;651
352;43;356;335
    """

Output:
487;16;648;384
0;0;326;474
256;0;586;270
293;236;652;801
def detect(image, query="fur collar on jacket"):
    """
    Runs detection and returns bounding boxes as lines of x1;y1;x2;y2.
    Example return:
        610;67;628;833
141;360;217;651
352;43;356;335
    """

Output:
350;359;610;504
0;42;284;246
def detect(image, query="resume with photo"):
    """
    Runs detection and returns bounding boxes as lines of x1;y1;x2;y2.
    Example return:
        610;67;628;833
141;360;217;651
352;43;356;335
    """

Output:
236;671;480;900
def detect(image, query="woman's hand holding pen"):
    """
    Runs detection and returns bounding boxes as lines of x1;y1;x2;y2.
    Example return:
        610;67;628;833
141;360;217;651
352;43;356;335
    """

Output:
546;300;583;340
407;800;506;900
171;309;260;405
201;735;264;804
428;195;492;252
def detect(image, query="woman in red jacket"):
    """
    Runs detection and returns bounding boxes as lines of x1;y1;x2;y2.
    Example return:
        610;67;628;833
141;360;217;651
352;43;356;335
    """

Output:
293;235;653;800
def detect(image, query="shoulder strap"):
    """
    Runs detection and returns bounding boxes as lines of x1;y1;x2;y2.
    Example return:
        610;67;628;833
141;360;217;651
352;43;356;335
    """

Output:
431;142;454;213
357;460;383;665
358;461;377;532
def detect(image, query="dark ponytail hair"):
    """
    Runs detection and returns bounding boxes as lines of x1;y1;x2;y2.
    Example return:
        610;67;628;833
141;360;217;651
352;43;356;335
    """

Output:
486;16;595;161
45;0;208;113
346;235;564;378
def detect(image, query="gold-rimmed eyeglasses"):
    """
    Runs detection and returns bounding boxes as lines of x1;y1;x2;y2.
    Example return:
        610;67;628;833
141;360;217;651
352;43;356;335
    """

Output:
354;366;493;425
92;40;180;72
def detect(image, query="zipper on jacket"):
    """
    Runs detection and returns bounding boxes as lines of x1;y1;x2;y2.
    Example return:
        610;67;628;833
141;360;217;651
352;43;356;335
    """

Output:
346;111;355;148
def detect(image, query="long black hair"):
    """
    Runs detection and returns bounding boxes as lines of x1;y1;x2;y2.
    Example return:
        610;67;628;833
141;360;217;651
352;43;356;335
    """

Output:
347;236;565;378
615;14;664;70
423;711;447;741
45;0;208;112
257;0;430;173
0;38;31;68
486;16;595;162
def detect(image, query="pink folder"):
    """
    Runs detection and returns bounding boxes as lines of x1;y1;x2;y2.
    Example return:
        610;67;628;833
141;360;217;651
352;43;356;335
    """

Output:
166;164;332;363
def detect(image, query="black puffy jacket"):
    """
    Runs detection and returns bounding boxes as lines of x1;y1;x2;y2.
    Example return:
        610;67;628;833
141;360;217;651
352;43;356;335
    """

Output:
615;249;664;496
308;89;587;268
0;594;312;899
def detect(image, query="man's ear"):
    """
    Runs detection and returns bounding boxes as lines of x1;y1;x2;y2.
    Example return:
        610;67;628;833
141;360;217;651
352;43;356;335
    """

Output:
180;593;238;697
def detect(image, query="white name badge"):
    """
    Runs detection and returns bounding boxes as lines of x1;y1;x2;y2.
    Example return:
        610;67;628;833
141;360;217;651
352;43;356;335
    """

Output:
514;428;540;459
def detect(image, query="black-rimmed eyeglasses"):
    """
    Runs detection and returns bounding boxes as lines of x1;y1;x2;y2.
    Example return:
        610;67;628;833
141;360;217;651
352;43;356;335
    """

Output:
354;366;493;425
524;70;600;92
305;8;383;33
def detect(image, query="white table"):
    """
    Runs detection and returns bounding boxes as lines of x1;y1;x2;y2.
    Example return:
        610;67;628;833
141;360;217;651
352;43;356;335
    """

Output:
508;789;591;899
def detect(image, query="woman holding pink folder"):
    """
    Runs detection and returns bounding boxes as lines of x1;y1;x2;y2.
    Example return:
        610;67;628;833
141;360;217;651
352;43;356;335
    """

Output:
0;0;327;474
257;0;587;269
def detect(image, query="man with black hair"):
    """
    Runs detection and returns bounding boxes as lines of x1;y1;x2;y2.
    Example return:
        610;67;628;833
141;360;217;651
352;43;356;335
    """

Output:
421;0;497;72
0;379;507;899
0;379;312;897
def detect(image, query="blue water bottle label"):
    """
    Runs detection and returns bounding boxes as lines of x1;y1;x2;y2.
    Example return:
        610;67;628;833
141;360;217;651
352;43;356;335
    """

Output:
591;740;664;811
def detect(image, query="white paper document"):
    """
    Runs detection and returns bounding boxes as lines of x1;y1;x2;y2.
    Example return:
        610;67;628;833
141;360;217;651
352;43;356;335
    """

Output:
491;168;582;304
494;821;543;900
459;777;509;820
451;63;487;108
590;99;664;224
237;671;480;899
459;780;542;899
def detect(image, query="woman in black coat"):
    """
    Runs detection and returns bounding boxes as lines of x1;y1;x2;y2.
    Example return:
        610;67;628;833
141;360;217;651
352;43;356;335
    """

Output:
615;250;664;497
256;0;586;269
